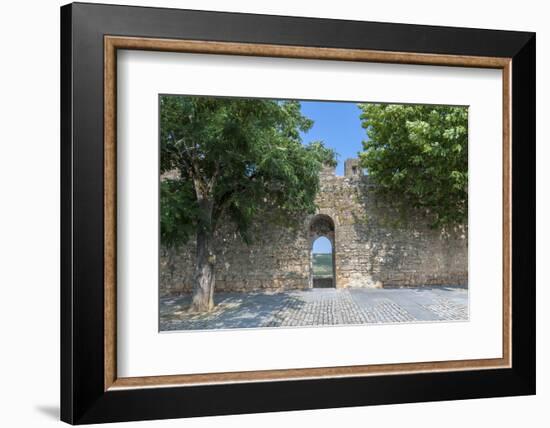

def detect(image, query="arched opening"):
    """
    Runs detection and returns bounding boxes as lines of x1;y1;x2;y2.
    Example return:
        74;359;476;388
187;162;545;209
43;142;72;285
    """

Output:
312;237;334;288
309;214;336;288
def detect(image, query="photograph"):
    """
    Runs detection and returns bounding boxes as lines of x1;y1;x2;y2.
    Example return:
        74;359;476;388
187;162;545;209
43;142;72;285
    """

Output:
158;95;469;331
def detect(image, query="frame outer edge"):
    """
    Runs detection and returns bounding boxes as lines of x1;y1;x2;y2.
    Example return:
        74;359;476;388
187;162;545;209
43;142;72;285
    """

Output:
60;3;75;424
510;33;536;391
63;3;536;423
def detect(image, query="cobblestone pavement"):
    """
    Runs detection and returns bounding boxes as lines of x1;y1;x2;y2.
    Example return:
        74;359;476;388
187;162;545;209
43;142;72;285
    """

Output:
160;286;468;331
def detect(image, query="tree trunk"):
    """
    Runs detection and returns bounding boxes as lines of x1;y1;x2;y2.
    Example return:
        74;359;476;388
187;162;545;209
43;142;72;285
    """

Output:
189;227;216;312
189;193;216;312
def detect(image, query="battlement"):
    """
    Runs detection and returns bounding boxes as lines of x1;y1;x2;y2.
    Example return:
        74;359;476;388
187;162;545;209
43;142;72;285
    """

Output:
344;158;362;178
320;158;363;178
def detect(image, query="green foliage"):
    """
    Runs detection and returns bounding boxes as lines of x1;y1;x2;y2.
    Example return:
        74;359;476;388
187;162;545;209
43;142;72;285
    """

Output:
305;141;338;168
312;254;333;277
358;103;468;228
160;179;198;247
160;95;336;247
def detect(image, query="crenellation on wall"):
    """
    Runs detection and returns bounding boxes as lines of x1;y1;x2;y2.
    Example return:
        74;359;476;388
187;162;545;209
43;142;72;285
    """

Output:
160;158;468;296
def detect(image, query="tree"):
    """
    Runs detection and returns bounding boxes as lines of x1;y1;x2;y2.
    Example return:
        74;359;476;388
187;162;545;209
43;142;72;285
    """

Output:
358;104;468;228
160;96;336;312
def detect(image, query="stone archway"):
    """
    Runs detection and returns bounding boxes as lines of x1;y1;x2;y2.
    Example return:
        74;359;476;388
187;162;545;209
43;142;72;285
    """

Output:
309;214;336;288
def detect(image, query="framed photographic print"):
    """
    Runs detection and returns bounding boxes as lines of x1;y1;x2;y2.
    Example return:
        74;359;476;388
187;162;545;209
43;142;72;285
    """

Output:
60;2;535;424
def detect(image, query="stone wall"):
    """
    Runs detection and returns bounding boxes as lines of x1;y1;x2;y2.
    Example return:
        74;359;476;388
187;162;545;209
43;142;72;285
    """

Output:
160;160;468;295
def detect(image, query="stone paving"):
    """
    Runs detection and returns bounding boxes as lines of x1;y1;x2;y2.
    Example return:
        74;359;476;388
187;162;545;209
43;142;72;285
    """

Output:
160;286;468;331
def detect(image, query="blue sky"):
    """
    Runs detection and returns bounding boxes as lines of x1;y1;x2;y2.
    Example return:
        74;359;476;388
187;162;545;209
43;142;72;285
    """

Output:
300;100;365;253
312;236;332;254
300;100;366;176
